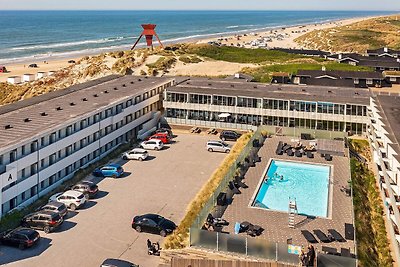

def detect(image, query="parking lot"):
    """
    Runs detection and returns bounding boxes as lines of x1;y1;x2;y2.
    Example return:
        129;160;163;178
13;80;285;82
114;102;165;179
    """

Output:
0;133;228;267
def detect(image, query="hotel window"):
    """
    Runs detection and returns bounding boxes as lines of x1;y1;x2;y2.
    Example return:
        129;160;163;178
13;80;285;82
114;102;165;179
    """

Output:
390;77;397;82
126;99;133;107
49;153;56;165
80;119;87;129
66;125;72;136
9;150;17;163
30;163;38;175
94;113;100;123
49;132;56;144
366;79;373;85
21;145;26;156
116;104;123;114
0;155;3;165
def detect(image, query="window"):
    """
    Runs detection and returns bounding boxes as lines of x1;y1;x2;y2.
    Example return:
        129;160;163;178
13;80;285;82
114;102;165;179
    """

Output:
49;132;56;144
366;79;373;85
30;141;38;153
10;150;16;163
0;155;3;165
21;145;26;156
21;192;26;201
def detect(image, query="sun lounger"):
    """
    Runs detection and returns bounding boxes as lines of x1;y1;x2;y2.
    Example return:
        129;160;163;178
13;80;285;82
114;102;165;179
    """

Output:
207;213;229;227
301;230;318;243
324;154;332;161
344;223;354;240
282;144;292;152
276;141;284;155
287;149;294;156
341;248;352;258
328;229;346;242
322;246;338;255
307;151;314;158
313;230;331;243
295;150;302;157
247;224;264;237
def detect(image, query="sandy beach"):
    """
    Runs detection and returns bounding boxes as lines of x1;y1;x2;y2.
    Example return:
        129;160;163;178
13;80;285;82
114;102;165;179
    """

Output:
0;14;387;83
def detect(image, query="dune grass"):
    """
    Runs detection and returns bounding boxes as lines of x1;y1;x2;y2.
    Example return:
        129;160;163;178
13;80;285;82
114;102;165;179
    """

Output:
350;143;393;267
243;62;372;83
189;44;305;64
163;132;253;249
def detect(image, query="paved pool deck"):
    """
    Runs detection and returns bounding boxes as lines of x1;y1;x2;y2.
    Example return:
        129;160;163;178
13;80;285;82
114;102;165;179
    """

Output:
220;136;356;256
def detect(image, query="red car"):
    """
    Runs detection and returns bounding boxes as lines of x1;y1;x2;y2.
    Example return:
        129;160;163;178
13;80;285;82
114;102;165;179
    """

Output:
0;66;7;73
147;133;170;144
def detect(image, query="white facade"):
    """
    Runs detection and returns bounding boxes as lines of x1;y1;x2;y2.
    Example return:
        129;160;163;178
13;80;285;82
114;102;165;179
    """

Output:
0;76;175;216
23;74;35;82
368;96;400;263
7;76;21;84
36;72;47;79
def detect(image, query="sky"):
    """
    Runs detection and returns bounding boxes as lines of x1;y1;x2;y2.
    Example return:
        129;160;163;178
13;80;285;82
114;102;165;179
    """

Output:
1;0;400;11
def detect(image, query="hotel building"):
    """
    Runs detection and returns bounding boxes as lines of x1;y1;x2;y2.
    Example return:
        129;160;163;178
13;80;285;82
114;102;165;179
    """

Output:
369;94;400;262
163;78;370;136
0;75;174;215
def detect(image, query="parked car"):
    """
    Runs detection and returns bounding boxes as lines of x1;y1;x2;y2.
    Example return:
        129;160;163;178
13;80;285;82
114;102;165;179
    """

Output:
132;214;176;237
0;227;40;249
155;128;173;138
147;133;170;144
68;60;76;64
71;181;99;199
100;258;138;267
206;141;231;153
49;190;86;211
28;63;38;68
21;211;63;233
139;139;164;151
220;130;241;141
93;163;124;178
122;148;148;161
36;201;68;218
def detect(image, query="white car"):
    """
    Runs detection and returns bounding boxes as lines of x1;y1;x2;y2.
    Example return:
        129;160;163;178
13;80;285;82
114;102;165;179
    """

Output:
122;148;149;161
139;139;164;151
49;190;86;211
206;140;231;153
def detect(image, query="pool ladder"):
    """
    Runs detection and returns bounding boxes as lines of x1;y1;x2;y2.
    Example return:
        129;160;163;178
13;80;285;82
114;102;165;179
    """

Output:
288;197;298;228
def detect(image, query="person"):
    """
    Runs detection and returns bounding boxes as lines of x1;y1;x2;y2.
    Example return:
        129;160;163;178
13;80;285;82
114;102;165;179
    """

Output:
264;176;269;183
280;175;284;181
307;244;315;266
299;249;308;266
147;239;152;249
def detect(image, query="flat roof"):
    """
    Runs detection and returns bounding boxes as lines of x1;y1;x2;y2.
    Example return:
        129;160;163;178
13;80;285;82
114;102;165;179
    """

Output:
375;95;400;156
169;78;371;105
0;76;173;149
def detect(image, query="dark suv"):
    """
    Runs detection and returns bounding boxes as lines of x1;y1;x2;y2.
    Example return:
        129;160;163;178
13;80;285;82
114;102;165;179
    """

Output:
220;130;241;141
71;181;99;199
37;201;68;218
21;211;63;233
0;227;40;249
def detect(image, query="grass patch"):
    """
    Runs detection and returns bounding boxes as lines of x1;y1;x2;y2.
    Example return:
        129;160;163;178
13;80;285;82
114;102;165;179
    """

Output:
243;62;372;83
146;56;177;71
351;155;393;266
0;143;130;232
342;30;383;48
189;44;305;64
163;132;253;249
178;55;202;64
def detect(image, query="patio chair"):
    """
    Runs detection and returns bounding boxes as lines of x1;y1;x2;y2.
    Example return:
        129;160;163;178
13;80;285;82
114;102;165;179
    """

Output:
228;181;241;194
344;223;354;240
287;149;294;156
324;154;332;161
282;144;292;152
313;230;331;243
301;230;318;243
322;246;338;255
295;150;302;157
306;151;314;158
247;224;264;237
207;213;229;227
328;229;346;242
234;176;248;189
207;128;214;134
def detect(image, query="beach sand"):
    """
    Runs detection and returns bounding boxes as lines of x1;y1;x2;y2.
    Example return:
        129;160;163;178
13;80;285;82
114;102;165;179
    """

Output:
0;14;386;83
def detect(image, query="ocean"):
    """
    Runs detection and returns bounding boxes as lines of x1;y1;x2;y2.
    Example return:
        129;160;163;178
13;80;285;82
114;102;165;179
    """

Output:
0;10;395;64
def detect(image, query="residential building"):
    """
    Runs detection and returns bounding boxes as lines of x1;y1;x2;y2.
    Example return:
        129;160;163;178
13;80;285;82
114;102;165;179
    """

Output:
367;47;400;58
0;75;174;215
369;94;400;263
163;78;370;135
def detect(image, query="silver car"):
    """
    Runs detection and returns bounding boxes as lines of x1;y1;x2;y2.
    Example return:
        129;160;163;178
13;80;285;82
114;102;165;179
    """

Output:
206;141;231;153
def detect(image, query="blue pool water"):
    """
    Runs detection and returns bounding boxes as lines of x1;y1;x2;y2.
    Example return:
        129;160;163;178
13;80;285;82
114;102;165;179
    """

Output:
252;160;330;218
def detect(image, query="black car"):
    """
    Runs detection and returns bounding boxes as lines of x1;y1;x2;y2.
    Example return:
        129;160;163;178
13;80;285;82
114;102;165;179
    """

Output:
100;258;138;267
71;181;99;199
68;60;76;64
28;63;38;68
37;201;68;218
0;227;40;249
21;211;63;233
132;214;176;237
220;130;241;141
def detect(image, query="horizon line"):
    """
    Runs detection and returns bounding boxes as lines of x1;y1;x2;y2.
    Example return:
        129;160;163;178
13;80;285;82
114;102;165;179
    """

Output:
1;9;399;12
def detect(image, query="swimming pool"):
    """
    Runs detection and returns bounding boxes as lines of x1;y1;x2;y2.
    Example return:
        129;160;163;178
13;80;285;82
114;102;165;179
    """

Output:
251;160;331;218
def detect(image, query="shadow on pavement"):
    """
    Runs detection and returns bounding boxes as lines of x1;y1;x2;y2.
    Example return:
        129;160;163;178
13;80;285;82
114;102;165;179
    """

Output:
0;237;52;265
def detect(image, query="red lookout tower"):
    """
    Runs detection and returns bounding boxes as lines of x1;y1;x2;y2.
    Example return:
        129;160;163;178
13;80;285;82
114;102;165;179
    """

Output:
131;24;164;50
